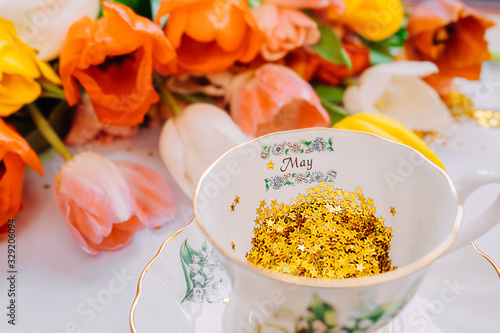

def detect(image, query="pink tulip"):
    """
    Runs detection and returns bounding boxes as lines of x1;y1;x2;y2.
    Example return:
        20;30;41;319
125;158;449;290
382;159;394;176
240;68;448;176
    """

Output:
253;4;320;61
54;151;175;255
229;64;330;137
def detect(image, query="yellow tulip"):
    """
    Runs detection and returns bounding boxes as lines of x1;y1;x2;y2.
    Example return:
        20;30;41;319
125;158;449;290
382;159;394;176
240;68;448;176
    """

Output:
0;18;60;116
333;113;445;170
327;0;404;41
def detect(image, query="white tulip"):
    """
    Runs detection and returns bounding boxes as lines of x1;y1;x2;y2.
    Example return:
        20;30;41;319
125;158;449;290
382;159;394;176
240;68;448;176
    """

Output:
0;0;100;61
343;61;453;131
159;103;249;199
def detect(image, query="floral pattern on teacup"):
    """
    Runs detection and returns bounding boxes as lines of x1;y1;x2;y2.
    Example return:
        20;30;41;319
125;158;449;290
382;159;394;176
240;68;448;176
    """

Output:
180;239;226;303
261;137;334;159
265;170;337;191
269;295;393;333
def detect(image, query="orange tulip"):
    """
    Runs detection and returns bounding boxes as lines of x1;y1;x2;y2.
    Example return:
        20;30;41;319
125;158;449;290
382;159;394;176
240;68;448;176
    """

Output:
59;1;176;126
287;42;371;85
53;151;175;254
253;3;320;61
229;64;330;137
405;0;495;94
156;0;262;74
263;0;345;10
326;0;404;41
0;119;43;233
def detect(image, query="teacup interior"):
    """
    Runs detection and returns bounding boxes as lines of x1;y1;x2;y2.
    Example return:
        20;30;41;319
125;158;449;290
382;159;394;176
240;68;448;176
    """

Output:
194;129;459;274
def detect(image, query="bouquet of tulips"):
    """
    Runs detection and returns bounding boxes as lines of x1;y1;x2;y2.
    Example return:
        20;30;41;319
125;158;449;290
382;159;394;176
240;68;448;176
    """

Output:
0;0;495;254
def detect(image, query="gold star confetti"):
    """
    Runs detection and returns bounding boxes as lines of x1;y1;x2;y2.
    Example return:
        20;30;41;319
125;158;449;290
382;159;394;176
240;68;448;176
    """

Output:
222;297;231;304
234;196;240;205
390;207;396;216
267;161;275;169
246;184;396;279
445;92;500;129
231;203;235;212
231;242;235;250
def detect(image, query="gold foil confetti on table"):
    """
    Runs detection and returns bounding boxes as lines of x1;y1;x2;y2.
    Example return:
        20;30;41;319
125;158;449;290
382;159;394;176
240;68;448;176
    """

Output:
445;92;500;128
230;195;240;212
246;183;396;279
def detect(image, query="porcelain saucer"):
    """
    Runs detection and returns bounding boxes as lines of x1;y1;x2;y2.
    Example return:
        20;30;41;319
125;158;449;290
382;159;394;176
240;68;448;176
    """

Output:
130;220;441;333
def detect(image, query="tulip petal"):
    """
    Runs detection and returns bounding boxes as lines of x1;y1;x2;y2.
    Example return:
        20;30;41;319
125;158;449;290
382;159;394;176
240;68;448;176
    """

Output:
159;103;248;198
0;152;25;227
92;215;146;251
333;113;445;169
0;74;41;114
55;191;112;246
405;0;495;93
54;190;99;255
0;0;100;61
59;2;175;125
156;0;262;74
230;64;330;137
0;119;43;174
64;94;139;146
74;46;160;126
158;119;189;195
114;161;176;228
55;152;139;223
164;8;189;49
343;61;451;131
346;61;439;114
56;191;145;254
366;60;439;77
53;151;151;254
65;216;98;255
0;19;41;78
327;0;404;41
372;75;452;131
254;4;320;62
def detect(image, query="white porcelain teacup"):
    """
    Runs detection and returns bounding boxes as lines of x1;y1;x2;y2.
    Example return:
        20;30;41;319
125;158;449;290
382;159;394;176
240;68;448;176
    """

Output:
193;128;500;333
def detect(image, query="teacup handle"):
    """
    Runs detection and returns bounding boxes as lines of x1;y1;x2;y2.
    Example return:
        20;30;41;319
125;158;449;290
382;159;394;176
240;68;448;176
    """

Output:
446;169;500;254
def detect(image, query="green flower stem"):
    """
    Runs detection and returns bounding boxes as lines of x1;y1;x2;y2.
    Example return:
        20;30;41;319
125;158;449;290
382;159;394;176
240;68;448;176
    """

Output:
27;103;72;161
154;74;180;116
320;98;349;126
39;79;66;100
175;93;215;105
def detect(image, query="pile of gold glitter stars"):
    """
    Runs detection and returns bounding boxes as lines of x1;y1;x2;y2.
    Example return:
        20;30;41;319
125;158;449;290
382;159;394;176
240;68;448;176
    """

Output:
246;182;396;279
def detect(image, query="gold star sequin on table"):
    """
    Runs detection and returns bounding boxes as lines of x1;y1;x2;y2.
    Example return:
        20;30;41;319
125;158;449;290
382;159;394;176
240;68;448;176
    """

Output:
231;242;235;250
230;195;240;212
267;161;275;169
246;182;396;279
390;207;396;216
222;297;231;304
